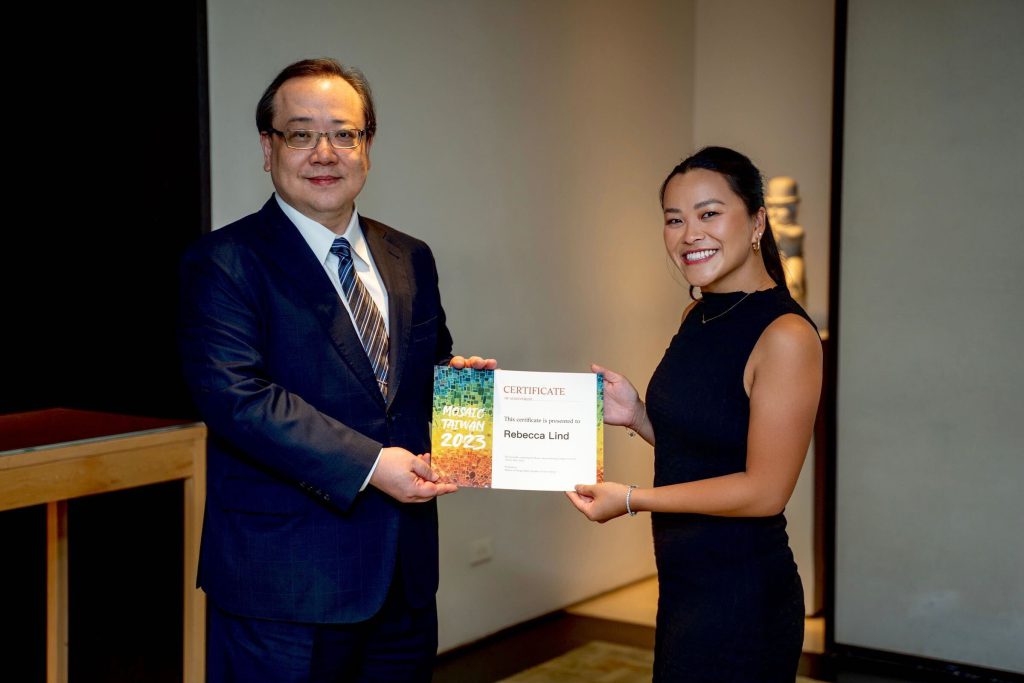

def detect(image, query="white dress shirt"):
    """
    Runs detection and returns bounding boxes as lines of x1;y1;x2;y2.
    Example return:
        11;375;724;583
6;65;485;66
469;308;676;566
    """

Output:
276;194;389;332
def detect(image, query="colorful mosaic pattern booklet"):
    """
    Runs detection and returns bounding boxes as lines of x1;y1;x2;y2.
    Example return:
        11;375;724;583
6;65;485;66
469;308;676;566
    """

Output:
431;367;604;490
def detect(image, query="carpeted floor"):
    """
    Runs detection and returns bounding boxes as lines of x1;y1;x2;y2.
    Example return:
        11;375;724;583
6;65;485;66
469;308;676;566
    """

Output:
498;641;652;683
497;640;825;683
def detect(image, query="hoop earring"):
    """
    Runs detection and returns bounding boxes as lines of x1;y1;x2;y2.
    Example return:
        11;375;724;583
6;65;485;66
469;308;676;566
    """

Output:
752;234;761;252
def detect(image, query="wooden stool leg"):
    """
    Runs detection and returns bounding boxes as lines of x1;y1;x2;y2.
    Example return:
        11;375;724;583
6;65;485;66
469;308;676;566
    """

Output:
46;500;69;683
183;441;206;683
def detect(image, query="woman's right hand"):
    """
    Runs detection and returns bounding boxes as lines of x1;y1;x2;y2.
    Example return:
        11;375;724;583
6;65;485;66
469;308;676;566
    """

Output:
565;482;632;523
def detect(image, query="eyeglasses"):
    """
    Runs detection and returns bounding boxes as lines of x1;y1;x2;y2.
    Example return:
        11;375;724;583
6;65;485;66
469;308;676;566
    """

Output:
267;127;366;150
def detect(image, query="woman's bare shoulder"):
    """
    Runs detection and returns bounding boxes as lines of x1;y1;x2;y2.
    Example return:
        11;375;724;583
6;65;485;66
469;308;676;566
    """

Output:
756;313;822;365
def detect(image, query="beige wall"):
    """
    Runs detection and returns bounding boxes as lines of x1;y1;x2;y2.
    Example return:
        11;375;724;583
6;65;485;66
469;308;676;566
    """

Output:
836;0;1024;671
208;0;693;650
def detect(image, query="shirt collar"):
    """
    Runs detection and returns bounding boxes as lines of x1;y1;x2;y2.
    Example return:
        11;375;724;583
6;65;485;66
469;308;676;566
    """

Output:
275;193;371;267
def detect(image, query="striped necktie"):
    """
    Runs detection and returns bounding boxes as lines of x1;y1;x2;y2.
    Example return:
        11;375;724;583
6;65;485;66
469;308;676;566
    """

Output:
330;237;389;396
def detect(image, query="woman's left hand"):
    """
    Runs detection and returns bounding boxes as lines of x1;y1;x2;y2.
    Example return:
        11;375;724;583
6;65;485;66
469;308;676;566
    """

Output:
565;482;632;523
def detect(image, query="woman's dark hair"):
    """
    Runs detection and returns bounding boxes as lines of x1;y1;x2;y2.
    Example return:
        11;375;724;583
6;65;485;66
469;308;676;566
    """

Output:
659;146;786;299
256;58;377;142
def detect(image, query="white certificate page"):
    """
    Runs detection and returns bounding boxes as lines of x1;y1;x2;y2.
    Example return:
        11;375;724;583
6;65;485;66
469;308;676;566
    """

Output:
490;369;600;491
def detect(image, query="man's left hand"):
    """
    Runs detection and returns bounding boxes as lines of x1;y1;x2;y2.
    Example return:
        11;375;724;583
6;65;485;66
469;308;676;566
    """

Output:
449;355;497;370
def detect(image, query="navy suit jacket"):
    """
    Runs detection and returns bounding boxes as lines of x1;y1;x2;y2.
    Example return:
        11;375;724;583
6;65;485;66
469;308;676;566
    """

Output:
179;197;453;624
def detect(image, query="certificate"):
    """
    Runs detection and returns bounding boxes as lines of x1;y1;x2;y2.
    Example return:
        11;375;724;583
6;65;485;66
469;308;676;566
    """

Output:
431;367;604;491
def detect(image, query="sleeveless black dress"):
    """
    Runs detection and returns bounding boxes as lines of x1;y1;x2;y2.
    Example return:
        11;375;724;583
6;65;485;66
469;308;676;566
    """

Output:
645;286;812;682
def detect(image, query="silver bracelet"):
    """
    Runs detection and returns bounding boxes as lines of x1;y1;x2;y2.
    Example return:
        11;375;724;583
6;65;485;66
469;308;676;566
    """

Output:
625;484;638;516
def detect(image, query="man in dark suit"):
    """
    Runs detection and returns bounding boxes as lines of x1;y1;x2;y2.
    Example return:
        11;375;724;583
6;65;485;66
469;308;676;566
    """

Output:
179;58;492;682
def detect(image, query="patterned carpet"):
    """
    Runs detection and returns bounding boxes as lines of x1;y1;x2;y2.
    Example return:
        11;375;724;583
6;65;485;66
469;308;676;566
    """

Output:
498;641;823;683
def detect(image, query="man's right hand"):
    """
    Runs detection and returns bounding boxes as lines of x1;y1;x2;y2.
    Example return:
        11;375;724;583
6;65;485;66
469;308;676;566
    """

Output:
370;447;458;503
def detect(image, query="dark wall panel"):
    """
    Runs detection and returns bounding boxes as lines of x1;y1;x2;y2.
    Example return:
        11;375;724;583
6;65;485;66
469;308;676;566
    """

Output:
3;1;209;419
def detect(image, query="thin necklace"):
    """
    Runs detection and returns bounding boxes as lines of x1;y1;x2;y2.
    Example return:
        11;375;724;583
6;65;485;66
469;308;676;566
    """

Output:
701;291;753;324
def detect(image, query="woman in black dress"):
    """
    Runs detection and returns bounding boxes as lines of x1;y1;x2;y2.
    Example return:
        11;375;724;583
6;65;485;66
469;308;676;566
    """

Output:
566;147;822;682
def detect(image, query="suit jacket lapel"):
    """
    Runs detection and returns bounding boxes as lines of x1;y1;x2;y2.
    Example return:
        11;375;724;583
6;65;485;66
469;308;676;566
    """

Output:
252;198;385;405
362;217;411;408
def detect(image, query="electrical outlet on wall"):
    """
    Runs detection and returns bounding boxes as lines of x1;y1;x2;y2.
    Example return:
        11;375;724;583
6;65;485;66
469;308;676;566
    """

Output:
469;537;493;566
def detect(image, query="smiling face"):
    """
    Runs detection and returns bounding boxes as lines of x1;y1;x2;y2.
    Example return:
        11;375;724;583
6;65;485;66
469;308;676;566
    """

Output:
260;76;371;233
662;168;772;293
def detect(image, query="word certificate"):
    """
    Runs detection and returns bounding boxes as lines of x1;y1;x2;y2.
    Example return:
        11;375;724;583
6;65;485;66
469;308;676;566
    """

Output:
431;367;604;491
